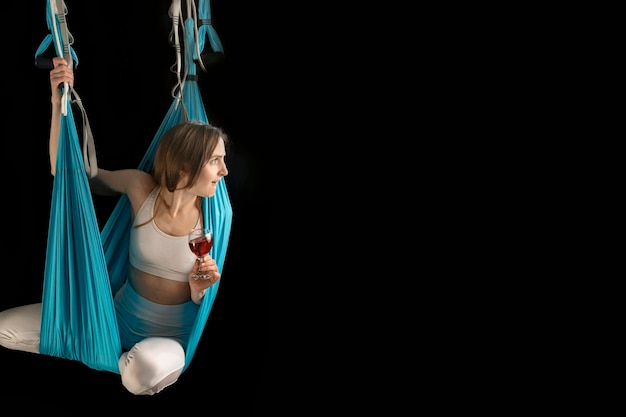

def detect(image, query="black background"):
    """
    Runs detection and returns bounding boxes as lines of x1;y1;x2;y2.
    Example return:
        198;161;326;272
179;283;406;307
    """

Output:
1;0;268;412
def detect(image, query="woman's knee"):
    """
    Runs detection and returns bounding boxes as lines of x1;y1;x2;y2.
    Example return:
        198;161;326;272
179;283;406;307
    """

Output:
0;303;42;353
118;337;185;395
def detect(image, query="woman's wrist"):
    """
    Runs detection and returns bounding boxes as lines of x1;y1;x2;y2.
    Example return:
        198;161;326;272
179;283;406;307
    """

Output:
191;287;206;305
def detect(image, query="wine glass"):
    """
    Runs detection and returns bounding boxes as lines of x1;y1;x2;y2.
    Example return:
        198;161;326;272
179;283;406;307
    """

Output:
188;227;213;280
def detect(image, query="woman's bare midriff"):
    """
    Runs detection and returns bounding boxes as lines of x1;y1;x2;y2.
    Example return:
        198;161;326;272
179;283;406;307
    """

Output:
128;265;191;305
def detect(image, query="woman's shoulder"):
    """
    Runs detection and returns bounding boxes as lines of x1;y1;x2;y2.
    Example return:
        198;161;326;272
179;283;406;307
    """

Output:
126;172;158;213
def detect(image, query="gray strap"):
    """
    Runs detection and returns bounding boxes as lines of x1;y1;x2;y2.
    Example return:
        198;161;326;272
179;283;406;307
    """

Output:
71;90;98;178
55;0;73;69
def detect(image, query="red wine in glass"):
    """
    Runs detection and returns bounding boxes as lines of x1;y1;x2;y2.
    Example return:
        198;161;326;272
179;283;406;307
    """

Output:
188;228;213;280
189;235;213;258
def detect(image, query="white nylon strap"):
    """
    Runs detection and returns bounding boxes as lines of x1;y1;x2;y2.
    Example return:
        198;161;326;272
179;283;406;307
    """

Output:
169;0;184;107
50;0;71;115
169;0;202;122
49;0;98;177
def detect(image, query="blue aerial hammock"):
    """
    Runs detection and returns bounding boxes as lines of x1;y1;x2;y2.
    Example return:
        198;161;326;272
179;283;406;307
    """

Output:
35;0;231;374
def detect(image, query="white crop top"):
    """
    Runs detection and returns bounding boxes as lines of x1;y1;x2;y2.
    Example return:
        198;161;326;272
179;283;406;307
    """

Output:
129;187;201;282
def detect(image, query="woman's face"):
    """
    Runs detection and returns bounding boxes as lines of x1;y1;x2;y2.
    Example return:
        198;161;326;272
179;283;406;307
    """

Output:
190;138;228;198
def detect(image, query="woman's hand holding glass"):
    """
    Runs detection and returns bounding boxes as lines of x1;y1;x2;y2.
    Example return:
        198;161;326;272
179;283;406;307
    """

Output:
188;228;213;280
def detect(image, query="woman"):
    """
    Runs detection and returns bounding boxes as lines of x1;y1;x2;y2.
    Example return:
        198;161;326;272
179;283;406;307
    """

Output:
0;57;229;395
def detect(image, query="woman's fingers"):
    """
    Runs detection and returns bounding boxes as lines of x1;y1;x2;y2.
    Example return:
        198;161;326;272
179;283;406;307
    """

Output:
52;57;68;68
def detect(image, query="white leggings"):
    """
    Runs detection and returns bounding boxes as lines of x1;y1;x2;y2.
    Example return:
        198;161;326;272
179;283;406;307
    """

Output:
0;303;185;395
